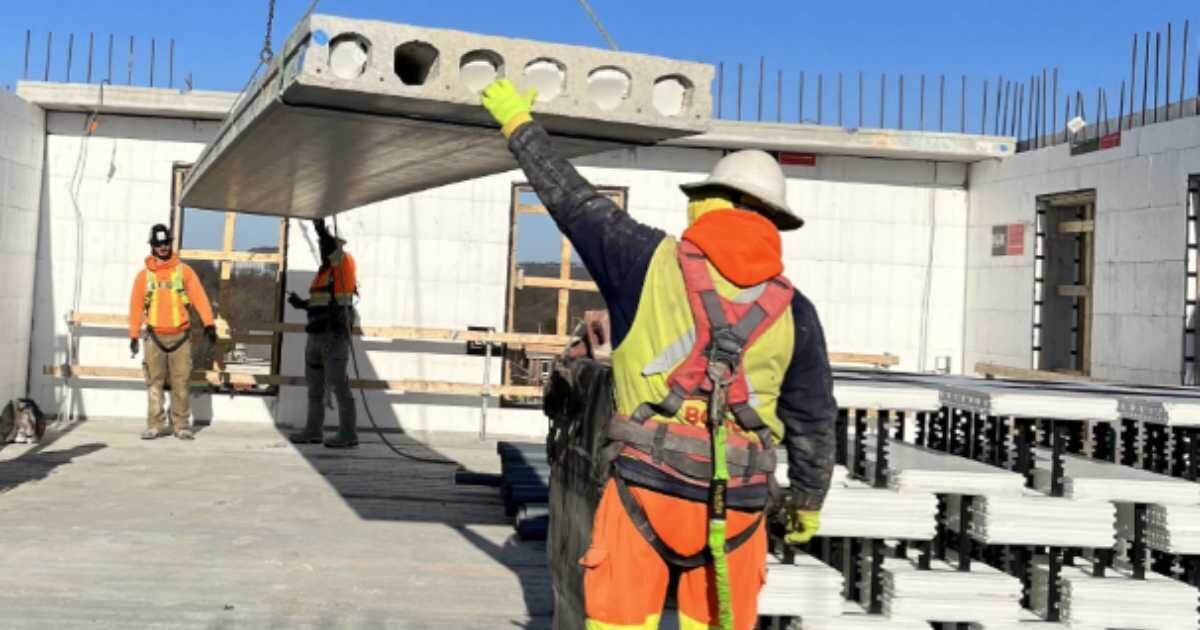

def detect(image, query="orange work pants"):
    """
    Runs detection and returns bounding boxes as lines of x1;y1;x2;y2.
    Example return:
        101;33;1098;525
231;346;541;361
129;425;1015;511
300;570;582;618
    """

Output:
580;479;766;630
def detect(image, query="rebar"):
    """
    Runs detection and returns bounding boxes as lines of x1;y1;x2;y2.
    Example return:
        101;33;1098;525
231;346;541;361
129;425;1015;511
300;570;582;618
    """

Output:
43;32;51;81
817;73;824;125
757;56;764;121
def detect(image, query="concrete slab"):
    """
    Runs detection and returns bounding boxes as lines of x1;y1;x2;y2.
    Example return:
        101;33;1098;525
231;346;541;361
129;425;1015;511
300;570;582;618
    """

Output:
664;120;1015;162
0;420;552;629
182;13;712;218
16;81;237;120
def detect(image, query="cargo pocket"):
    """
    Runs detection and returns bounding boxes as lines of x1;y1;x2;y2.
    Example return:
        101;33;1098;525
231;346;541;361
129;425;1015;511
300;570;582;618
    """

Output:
579;545;608;569
579;545;612;616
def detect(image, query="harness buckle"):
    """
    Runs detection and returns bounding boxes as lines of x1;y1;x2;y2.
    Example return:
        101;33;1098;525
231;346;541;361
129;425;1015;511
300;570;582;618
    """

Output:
705;326;742;385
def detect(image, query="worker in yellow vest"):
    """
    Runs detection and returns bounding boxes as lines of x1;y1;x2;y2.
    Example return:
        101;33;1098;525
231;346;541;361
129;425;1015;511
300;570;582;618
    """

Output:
482;80;836;630
286;219;359;448
128;223;216;440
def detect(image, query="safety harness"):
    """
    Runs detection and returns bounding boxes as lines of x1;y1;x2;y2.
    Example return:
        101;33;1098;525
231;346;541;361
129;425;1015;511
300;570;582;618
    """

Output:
143;267;191;354
606;239;794;629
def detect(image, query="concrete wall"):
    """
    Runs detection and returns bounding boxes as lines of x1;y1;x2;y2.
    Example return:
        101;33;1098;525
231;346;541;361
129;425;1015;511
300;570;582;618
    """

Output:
0;91;45;406
26;107;968;434
967;116;1200;384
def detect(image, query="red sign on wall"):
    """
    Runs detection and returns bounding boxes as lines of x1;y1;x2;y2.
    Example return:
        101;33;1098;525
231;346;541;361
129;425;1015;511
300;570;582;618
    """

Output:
992;224;1025;256
778;152;817;166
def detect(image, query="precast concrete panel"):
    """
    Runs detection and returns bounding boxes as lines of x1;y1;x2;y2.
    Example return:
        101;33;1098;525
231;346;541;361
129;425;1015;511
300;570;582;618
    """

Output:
181;14;713;218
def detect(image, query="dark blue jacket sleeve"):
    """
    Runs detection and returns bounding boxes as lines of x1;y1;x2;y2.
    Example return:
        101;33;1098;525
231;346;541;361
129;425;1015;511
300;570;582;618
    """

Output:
779;292;838;510
507;121;665;346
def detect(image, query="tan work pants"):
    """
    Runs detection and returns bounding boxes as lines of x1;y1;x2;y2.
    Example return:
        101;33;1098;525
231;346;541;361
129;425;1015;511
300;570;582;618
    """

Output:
143;331;193;432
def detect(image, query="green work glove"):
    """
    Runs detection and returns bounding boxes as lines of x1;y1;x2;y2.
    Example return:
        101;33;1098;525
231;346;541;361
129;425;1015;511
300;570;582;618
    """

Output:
784;507;821;545
481;78;537;137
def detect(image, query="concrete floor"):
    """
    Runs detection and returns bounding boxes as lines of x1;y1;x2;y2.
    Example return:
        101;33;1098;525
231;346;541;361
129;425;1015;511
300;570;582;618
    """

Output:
0;420;551;629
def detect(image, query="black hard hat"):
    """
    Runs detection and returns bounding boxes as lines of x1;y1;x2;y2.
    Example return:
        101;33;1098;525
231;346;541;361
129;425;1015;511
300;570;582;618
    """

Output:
148;223;173;246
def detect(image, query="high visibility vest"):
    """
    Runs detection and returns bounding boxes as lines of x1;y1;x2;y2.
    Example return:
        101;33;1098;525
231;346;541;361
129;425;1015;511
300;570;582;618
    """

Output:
143;267;191;329
309;258;356;308
612;238;795;442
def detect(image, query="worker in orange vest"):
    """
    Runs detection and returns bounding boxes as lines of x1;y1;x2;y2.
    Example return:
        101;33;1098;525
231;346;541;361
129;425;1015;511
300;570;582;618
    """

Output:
128;223;216;440
286;219;359;448
482;80;835;630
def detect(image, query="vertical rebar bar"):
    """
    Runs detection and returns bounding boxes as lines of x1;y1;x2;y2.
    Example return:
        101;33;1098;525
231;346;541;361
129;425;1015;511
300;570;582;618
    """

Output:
1015;83;1024;143
717;62;724;118
817;73;824;125
837;71;843;126
1096;87;1102;138
920;74;926;130
66;33;73;82
169;39;175;88
1036;67;1046;145
43;32;51;82
994;74;1002;134
981;80;988;135
107;33;113;84
880;73;886;128
899;75;905;129
150;38;156;87
1002;81;1010;135
86;32;93;83
1064;95;1070;138
858;71;864;127
777;69;783;123
1155;31;1161;122
798;70;804;122
1027;77;1035;142
939;74;945;131
1119;80;1126;132
1052;68;1059;142
1167;23;1174;120
1130;33;1138;128
1032;75;1039;147
1144;31;1151;125
960;75;967;132
128;35;134;85
757;56;764;121
1182;21;1190;119
23;30;30;80
737;63;743;120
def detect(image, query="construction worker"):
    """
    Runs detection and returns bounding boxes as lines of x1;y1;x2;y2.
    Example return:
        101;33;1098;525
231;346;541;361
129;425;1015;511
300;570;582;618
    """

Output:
128;223;217;441
482;80;836;630
286;219;359;448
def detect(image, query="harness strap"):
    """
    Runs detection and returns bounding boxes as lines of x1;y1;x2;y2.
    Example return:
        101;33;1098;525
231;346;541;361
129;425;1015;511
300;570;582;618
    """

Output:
607;417;776;475
146;327;189;354
613;475;763;570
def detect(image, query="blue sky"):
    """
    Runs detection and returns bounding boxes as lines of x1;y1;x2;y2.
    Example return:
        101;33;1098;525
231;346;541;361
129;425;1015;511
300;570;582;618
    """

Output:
5;1;1200;258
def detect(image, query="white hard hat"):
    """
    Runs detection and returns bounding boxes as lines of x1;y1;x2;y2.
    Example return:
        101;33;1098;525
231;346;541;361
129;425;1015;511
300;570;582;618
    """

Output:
680;150;802;230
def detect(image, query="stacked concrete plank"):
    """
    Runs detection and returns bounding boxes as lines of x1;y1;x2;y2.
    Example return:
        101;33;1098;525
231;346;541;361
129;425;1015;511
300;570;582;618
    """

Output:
758;553;845;618
1030;560;1199;630
181;13;713;217
777;464;938;540
949;492;1115;548
863;441;1026;496
869;553;1024;626
1031;449;1200;503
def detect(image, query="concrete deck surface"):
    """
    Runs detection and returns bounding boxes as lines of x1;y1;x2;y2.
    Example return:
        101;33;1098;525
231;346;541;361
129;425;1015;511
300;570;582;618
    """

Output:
0;420;551;629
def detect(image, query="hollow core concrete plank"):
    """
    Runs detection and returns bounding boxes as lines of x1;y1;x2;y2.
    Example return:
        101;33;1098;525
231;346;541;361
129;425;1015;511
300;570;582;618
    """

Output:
182;13;713;218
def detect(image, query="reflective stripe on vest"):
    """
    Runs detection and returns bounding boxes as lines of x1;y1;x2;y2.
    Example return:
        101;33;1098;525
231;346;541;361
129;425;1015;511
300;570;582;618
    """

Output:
143;267;190;329
610;238;796;444
309;267;354;307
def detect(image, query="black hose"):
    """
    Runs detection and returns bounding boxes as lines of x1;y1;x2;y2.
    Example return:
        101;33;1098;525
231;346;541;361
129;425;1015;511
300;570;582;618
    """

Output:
331;216;459;467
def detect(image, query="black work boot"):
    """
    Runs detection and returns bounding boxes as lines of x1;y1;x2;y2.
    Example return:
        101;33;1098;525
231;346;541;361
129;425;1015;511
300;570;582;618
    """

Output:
288;431;324;444
323;434;359;449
